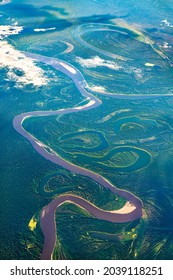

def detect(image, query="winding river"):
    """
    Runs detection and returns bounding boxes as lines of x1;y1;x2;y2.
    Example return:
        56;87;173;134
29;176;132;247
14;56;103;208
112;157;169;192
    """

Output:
12;23;171;259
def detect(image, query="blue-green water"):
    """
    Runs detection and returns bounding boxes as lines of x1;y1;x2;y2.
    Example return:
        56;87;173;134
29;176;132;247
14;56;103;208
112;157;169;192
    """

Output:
1;0;173;260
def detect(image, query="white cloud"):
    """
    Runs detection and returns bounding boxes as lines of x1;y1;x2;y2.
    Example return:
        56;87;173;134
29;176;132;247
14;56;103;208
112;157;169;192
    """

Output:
87;85;107;93
0;25;48;88
132;67;143;79
76;56;122;70
162;42;171;49
0;0;11;5
0;25;23;39
76;56;144;81
161;19;173;27
34;27;56;32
